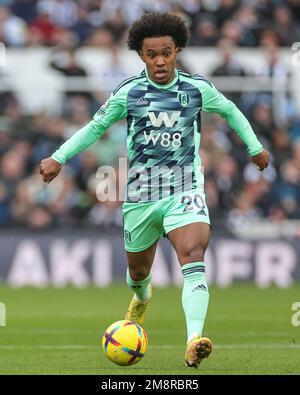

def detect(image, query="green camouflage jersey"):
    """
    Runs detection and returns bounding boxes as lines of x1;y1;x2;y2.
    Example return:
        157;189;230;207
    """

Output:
51;68;263;202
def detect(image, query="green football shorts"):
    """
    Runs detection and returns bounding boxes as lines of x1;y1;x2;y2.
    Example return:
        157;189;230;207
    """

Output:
122;189;210;252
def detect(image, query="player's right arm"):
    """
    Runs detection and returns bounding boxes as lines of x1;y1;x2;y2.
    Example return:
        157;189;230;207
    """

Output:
40;89;127;183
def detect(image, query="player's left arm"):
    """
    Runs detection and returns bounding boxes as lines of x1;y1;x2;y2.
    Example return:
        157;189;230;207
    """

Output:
199;80;270;171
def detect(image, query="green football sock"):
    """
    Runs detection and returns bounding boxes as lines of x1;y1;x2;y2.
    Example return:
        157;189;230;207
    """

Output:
181;262;209;342
126;269;152;301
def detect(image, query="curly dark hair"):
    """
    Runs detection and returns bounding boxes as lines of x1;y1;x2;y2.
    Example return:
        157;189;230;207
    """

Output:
127;12;190;52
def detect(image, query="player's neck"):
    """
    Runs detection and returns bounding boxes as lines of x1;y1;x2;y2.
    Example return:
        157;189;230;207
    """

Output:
145;68;179;89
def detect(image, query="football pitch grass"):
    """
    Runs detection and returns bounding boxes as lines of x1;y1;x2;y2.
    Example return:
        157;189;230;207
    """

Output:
0;284;299;375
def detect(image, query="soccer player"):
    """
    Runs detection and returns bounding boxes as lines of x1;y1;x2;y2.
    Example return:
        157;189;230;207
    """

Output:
40;12;270;368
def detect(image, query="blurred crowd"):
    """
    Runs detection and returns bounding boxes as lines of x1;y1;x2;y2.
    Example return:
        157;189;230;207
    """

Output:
0;0;300;231
0;0;300;48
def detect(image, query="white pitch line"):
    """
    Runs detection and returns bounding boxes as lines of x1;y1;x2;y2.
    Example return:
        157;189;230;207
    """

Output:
215;344;300;349
0;344;299;350
0;345;96;350
151;344;300;350
1;329;297;337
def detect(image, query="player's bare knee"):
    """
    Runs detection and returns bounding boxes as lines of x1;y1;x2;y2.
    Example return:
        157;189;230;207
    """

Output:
179;245;205;265
129;268;150;282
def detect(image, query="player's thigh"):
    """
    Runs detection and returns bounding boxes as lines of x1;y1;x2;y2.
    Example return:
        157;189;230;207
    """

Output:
122;201;164;253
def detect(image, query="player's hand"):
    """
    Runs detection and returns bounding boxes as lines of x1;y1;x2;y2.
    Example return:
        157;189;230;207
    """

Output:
251;149;270;171
40;157;62;183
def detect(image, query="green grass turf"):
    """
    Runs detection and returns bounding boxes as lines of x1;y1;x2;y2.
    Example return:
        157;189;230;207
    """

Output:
0;284;299;375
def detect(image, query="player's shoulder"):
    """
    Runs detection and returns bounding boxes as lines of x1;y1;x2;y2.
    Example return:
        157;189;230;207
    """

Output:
178;70;214;88
113;71;147;96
